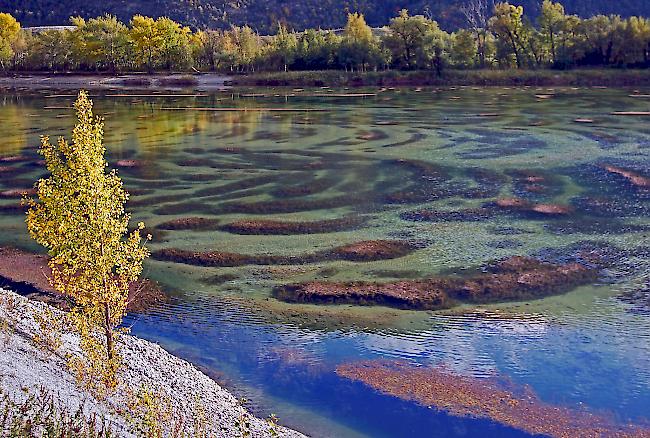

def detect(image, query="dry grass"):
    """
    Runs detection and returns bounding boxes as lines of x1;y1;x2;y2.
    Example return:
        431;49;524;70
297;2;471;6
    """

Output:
0;386;114;437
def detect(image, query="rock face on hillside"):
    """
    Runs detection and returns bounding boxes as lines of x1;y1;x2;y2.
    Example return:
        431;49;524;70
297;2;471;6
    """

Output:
0;289;306;438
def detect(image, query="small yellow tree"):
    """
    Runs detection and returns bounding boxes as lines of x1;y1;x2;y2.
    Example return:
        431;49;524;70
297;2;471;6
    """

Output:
25;91;149;392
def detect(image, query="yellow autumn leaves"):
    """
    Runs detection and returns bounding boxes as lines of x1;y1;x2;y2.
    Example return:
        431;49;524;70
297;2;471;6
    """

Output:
25;90;149;394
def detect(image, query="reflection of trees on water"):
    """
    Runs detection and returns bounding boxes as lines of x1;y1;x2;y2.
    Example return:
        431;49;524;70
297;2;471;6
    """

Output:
0;98;27;155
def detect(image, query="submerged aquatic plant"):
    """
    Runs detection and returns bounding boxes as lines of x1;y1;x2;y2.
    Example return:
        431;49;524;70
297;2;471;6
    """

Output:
337;360;649;438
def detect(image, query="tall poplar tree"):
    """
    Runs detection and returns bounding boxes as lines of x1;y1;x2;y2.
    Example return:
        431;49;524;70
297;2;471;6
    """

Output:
25;91;149;392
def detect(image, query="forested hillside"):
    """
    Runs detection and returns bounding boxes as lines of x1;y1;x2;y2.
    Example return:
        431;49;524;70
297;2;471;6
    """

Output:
1;0;648;32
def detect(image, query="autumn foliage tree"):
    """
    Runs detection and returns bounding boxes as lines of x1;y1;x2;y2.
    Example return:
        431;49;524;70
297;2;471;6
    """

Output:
0;12;20;71
25;91;149;392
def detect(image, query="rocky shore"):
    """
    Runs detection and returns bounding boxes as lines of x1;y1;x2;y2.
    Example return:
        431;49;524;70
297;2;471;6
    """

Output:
0;288;307;437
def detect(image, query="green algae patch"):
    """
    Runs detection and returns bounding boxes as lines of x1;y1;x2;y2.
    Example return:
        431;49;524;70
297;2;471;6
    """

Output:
219;216;366;235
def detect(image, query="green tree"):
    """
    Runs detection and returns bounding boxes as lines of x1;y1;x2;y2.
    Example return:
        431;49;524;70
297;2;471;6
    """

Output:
71;15;130;71
194;30;220;71
155;17;192;70
9;28;31;70
295;29;333;69
384;9;449;72
129;15;163;72
268;23;298;71
338;12;382;71
0;13;20;71
29;29;75;71
539;0;568;64
576;14;627;65
25;91;149;392
624;16;650;64
451;29;478;67
460;0;495;67
229;25;263;72
524;21;547;67
489;2;527;68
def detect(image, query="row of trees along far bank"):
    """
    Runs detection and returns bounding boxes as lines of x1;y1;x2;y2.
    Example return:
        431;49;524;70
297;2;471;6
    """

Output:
1;1;650;74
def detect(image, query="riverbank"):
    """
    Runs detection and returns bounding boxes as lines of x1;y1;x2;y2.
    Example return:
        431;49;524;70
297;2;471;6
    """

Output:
229;69;650;87
2;69;650;91
0;288;307;437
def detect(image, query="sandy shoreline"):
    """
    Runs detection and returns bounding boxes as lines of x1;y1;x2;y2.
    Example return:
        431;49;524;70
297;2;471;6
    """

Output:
0;288;307;437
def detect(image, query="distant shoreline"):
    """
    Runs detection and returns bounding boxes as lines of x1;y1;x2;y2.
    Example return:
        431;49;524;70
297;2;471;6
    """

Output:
229;69;650;88
0;73;232;90
2;69;649;90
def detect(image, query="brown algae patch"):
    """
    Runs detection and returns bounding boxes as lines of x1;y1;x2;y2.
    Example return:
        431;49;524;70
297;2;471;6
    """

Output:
273;257;597;311
0;247;167;312
604;165;650;189
231;293;426;332
152;240;419;267
156;217;221;231
219;216;366;235
336;361;649;438
0;188;37;198
494;198;573;216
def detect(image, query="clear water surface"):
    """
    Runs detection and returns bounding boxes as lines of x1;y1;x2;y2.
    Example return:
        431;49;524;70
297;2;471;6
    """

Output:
0;86;649;437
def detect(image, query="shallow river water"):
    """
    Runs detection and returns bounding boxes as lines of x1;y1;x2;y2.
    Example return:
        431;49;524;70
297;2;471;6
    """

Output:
0;86;649;437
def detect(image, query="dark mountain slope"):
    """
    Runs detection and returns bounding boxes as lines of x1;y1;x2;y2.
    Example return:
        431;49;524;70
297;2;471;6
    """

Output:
1;0;648;32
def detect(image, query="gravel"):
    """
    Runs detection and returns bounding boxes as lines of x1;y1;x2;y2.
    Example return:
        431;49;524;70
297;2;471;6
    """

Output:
0;288;307;437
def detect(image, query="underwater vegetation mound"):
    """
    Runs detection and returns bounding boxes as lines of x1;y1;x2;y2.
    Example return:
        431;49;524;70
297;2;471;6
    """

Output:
493;198;573;216
0;247;167;312
507;169;563;198
0;188;37;198
336;360;649;438
213;190;381;215
619;283;650;315
152;248;258;267
0;203;27;213
156;217;221;231
381;159;454;205
604;165;650;189
270;177;337;198
126;279;168;313
400;207;493;222
333;240;416;262
0;155;31;163
152;240;419;267
273;256;597;310
0;165;25;178
219;217;366;235
115;159;143;168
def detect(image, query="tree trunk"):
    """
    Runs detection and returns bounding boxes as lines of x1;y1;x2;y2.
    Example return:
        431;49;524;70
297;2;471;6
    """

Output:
104;301;114;360
509;33;521;68
550;31;556;64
